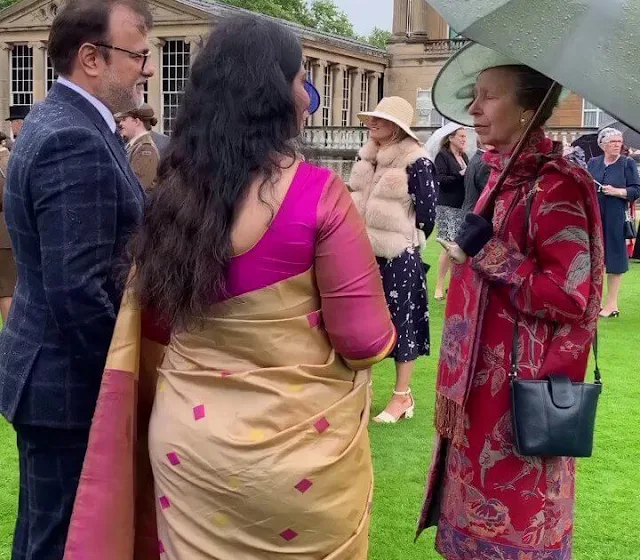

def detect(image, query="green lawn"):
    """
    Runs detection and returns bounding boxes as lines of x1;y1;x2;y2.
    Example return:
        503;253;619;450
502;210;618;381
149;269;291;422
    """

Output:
0;240;638;559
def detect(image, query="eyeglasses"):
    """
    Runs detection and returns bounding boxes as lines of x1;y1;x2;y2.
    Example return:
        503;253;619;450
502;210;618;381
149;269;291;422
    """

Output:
93;43;151;71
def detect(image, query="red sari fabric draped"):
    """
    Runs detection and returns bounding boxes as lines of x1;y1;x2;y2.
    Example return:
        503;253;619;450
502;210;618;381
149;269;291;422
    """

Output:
418;130;604;559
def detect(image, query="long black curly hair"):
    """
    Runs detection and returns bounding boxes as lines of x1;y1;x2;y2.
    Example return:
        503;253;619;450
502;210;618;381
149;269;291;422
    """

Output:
127;15;303;328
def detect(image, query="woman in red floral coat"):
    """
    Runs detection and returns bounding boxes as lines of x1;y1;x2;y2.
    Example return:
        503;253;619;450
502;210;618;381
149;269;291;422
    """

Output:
416;44;604;559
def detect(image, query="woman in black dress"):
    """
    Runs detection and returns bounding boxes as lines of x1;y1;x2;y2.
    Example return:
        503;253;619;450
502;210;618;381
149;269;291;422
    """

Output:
434;125;469;300
587;127;640;317
349;97;436;423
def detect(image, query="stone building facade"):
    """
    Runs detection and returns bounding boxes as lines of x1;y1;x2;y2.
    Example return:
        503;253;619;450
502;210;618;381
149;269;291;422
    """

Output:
0;0;388;135
387;0;606;130
0;0;607;139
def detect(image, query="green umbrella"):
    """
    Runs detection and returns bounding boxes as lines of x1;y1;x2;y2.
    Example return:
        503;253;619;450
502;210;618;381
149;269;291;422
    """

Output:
426;0;640;131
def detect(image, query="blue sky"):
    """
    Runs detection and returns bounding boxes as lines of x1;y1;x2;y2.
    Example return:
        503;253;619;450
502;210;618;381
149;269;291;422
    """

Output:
334;0;393;34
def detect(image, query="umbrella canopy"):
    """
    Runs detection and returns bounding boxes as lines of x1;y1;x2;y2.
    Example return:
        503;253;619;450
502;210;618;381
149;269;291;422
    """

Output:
426;0;640;132
424;122;478;163
571;133;602;162
601;121;640;150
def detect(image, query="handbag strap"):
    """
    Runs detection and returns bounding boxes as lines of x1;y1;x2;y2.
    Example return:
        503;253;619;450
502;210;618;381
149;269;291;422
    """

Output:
509;177;602;385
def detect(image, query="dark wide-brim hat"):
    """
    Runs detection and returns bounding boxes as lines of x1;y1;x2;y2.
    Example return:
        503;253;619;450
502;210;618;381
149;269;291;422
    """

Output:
5;105;30;121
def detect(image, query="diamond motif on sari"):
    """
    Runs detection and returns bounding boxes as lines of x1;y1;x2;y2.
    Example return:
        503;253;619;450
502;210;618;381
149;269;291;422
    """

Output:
193;404;205;421
158;540;165;554
166;452;180;466
280;528;298;541
295;478;313;493
314;417;330;433
159;495;170;509
307;311;323;329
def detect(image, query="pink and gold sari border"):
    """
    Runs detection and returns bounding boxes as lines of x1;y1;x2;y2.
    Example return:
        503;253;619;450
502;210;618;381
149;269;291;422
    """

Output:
344;326;397;370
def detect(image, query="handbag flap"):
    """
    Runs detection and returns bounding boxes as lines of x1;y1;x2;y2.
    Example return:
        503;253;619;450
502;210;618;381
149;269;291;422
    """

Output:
548;375;575;408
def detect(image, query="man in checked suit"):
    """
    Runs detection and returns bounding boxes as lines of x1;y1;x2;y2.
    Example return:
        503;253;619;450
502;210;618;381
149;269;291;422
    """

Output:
0;1;154;558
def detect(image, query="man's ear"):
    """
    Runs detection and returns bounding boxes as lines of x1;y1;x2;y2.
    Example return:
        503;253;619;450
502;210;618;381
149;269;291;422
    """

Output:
77;43;102;78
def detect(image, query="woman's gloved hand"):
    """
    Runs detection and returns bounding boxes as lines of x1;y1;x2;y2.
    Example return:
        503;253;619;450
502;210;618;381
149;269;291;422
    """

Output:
437;213;494;264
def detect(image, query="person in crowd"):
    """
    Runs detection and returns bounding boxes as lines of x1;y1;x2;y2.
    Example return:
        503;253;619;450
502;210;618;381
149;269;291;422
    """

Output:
150;128;170;155
460;139;492;214
349;96;436;424
113;15;394;559
0;0;153;557
117;103;160;190
587;127;640;317
418;60;603;559
563;144;588;169
4;105;30;151
434;124;468;300
0;132;15;323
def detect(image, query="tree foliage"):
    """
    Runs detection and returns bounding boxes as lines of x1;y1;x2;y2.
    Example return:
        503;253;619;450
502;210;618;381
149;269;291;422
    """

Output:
0;0;18;10
218;0;390;48
219;0;312;25
306;0;355;37
364;27;392;49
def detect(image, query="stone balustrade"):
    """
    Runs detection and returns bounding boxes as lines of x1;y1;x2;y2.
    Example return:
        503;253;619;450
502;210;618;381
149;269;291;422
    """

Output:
547;127;598;146
424;38;471;55
302;127;371;155
303;126;598;155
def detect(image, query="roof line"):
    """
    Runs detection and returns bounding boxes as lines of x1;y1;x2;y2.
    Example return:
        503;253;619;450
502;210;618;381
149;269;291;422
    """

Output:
174;0;388;58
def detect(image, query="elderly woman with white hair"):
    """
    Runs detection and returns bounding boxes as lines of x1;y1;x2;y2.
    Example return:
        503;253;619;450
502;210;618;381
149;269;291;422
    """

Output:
587;127;640;317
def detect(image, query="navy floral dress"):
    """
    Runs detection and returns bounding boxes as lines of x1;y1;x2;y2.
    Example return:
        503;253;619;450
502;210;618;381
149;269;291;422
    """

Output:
377;157;437;362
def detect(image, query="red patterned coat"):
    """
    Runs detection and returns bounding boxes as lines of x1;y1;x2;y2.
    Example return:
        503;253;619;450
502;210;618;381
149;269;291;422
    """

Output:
418;131;604;559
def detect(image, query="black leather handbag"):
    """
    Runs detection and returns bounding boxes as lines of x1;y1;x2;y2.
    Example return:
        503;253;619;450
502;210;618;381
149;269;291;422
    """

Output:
623;207;637;240
510;321;602;457
509;181;602;458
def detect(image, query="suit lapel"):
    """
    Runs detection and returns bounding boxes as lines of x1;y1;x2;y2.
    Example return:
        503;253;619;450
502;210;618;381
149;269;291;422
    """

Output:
97;123;144;196
47;83;145;199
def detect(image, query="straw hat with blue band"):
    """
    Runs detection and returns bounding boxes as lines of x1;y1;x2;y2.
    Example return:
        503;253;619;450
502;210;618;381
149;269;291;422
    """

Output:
431;42;571;127
304;80;321;115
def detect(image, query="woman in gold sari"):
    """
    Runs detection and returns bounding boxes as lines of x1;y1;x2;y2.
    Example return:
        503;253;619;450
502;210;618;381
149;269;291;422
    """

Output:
64;14;395;560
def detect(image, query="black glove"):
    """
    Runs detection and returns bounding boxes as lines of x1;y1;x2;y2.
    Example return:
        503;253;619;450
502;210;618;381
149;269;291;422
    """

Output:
454;213;494;257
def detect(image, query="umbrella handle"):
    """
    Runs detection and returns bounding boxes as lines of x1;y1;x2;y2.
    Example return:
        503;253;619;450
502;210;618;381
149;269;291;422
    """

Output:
477;81;563;221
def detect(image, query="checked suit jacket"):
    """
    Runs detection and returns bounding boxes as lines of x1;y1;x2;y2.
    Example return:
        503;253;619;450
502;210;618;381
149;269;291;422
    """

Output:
0;82;145;428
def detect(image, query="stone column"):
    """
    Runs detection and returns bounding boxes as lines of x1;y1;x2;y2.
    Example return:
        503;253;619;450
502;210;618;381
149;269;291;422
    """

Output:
30;41;47;102
186;36;201;66
350;68;364;124
311;60;327;127
426;4;449;39
392;0;409;37
0;43;12;126
368;72;381;112
148;38;164;131
332;64;347;127
410;0;429;37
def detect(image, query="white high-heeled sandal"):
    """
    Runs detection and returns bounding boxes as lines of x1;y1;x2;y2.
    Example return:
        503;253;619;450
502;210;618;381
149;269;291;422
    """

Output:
372;388;415;424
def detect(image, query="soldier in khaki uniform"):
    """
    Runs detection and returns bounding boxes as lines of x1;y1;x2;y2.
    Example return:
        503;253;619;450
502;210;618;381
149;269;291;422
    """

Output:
0;131;16;322
116;104;160;191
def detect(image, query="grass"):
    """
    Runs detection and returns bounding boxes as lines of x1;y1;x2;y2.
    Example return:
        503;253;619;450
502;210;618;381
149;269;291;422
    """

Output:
0;239;638;559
